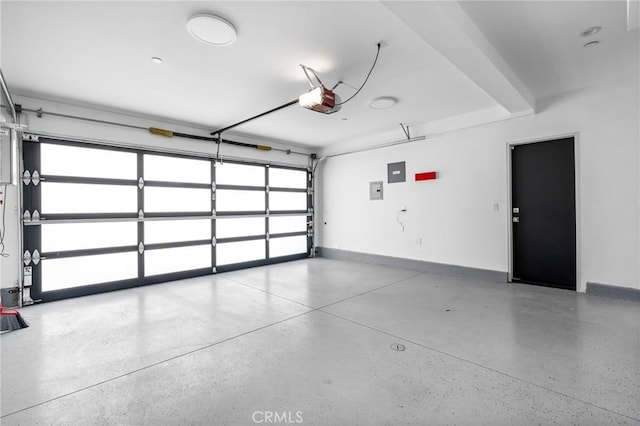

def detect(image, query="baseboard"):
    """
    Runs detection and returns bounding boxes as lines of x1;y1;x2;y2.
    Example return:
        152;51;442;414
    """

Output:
317;247;507;282
586;282;640;302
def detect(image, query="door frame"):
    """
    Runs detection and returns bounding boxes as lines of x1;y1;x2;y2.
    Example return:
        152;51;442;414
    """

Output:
506;132;583;292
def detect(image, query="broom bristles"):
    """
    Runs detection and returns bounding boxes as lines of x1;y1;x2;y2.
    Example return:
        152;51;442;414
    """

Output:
0;312;29;331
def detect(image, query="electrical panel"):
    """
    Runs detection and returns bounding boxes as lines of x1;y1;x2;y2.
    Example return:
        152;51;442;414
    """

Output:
370;181;383;200
387;161;406;183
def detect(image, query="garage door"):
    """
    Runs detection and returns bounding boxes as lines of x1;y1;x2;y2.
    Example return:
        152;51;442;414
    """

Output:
22;137;311;301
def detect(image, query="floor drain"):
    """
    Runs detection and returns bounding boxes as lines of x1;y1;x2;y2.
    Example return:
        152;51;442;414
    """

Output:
390;343;406;351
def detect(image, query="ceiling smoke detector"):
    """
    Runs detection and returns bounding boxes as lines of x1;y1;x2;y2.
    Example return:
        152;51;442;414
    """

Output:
583;40;600;48
187;14;237;46
369;97;398;110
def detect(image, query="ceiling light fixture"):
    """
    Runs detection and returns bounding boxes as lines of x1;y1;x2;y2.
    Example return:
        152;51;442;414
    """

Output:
580;26;602;37
151;57;163;63
583;40;600;47
369;97;398;110
187;13;237;46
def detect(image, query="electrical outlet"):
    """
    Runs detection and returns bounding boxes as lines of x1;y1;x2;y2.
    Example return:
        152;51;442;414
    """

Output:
415;237;422;245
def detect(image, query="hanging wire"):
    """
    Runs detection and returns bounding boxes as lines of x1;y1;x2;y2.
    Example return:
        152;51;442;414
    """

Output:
396;208;407;232
0;184;9;257
336;43;382;106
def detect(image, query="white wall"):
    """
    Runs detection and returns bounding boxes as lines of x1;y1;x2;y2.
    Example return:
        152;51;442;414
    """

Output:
318;79;640;291
0;94;313;291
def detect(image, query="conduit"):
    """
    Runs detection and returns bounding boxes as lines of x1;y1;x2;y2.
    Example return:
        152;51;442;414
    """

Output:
321;135;426;160
0;68;18;123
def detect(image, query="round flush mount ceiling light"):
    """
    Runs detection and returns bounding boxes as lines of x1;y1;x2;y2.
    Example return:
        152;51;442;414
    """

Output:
580;26;602;37
151;57;163;63
368;96;398;110
583;40;600;48
187;14;237;46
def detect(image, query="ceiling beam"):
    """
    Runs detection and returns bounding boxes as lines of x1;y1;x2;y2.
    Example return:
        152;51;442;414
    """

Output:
382;0;535;116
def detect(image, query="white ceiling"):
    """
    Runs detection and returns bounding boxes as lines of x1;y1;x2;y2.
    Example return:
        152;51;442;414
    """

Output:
1;1;637;149
459;0;639;98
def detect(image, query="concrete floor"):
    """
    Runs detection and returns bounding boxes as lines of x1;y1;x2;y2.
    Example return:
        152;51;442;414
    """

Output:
1;258;639;425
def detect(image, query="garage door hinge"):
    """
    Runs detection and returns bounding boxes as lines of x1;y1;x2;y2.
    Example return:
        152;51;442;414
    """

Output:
22;249;44;266
32;250;42;265
22;133;39;142
23;250;31;266
22;170;42;186
23;210;40;222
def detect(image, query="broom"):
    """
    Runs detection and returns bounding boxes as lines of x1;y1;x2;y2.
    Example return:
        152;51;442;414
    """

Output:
0;300;29;332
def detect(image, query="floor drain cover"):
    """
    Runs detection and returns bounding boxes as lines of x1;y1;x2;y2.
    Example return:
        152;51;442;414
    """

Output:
390;343;406;351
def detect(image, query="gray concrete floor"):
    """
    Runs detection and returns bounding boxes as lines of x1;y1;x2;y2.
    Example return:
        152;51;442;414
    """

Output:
1;258;639;425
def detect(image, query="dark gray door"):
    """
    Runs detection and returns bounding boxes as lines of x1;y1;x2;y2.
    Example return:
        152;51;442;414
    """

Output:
511;137;576;290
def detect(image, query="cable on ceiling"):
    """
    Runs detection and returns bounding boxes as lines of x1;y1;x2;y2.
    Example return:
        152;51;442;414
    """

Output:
335;43;381;106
